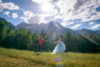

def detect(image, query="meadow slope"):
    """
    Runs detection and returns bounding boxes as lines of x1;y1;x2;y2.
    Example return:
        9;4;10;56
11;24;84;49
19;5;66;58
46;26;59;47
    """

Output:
0;47;100;67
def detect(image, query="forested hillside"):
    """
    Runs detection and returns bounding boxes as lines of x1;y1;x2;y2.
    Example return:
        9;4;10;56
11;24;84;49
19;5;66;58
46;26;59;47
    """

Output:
0;18;100;53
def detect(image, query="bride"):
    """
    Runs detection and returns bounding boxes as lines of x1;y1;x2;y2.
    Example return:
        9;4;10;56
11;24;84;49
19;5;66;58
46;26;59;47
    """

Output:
52;37;66;54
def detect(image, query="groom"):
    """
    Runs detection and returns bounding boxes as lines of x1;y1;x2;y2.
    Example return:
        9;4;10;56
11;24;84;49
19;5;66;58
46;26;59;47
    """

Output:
37;36;46;51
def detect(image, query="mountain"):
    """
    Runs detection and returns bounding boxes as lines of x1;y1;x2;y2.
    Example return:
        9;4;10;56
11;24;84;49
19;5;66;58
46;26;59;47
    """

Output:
0;18;15;29
94;30;100;35
16;21;100;43
17;21;75;40
76;29;100;46
1;18;100;52
76;29;100;35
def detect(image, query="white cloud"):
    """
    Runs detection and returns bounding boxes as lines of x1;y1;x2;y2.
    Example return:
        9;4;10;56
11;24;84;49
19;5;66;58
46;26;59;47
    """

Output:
0;2;20;10
0;0;2;2
23;11;34;18
89;22;94;25
0;0;2;10
61;21;74;27
31;0;100;30
0;0;99;30
20;16;28;23
91;24;100;29
32;0;57;14
3;11;10;17
87;12;100;21
55;0;77;21
32;0;54;13
32;0;50;4
72;0;100;22
28;16;40;24
20;12;49;24
71;24;82;29
31;0;77;25
20;10;37;23
12;13;18;18
20;9;55;24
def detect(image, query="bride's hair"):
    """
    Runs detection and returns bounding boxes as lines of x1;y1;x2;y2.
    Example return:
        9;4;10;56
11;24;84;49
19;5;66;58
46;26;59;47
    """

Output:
59;37;64;42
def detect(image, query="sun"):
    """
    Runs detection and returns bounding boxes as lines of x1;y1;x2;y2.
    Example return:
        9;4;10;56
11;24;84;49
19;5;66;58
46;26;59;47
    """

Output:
40;2;54;13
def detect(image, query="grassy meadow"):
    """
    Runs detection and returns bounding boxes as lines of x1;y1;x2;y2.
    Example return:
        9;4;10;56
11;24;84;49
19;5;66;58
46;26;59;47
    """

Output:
0;47;100;67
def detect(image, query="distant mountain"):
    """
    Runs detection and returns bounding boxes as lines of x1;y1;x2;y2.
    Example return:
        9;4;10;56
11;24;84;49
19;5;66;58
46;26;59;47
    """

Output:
1;18;100;52
16;21;75;40
16;21;100;43
76;29;99;37
94;30;100;35
76;29;100;35
76;29;100;46
0;18;15;29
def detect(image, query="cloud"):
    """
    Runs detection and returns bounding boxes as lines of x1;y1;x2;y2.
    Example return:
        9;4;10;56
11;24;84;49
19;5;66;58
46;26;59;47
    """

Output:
20;10;37;23
61;21;74;27
71;24;82;29
55;0;77;13
23;10;34;18
32;0;58;19
0;1;20;10
1;0;99;30
32;0;49;4
91;24;100;29
89;22;94;25
31;0;100;30
12;13;19;18
28;16;40;24
72;0;100;22
1;0;98;30
31;0;77;23
20;10;50;24
3;11;10;17
0;0;2;2
74;0;88;10
32;0;57;14
54;0;77;21
0;0;2;10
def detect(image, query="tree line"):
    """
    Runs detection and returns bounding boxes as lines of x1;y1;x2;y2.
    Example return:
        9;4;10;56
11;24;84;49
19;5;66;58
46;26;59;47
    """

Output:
0;18;100;53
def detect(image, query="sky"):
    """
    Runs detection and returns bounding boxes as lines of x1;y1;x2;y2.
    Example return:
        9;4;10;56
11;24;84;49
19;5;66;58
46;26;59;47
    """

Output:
0;0;100;30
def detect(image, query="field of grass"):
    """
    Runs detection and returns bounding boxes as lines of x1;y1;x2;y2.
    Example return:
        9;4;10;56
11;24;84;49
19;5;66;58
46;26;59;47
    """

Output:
0;47;100;67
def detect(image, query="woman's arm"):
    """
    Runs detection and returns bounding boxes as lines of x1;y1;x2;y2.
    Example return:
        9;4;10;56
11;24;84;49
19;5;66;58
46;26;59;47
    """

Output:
53;41;59;45
54;42;57;44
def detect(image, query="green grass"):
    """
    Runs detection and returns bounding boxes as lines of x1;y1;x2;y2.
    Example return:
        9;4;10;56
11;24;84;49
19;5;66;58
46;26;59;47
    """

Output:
0;47;100;67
